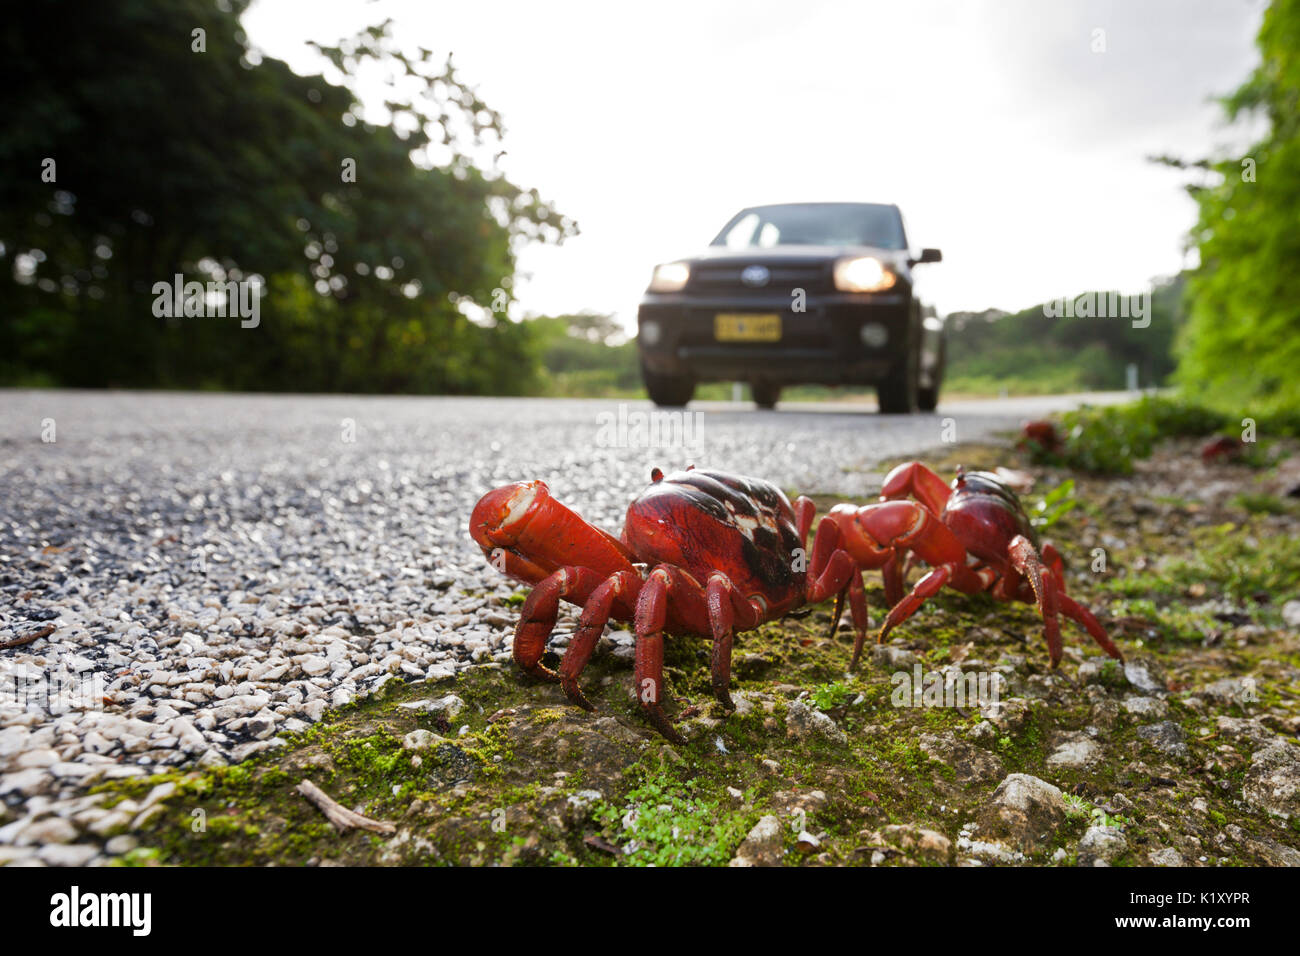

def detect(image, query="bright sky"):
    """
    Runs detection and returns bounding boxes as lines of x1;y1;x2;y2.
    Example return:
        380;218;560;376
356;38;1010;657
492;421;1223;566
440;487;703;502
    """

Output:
244;0;1266;330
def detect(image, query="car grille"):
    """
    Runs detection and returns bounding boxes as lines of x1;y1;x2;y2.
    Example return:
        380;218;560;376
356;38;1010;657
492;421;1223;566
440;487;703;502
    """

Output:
687;261;831;294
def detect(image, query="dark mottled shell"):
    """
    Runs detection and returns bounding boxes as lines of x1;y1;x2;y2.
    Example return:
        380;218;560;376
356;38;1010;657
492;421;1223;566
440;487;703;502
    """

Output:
622;468;804;612
944;470;1038;562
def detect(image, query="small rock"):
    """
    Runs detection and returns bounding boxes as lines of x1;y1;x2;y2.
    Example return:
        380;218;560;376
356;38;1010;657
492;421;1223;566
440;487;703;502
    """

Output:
794;830;821;853
1122;696;1169;718
1136;721;1189;760
871;645;919;671
919;733;1005;785
20;817;79;845
401;729;446;751
1281;600;1300;629
1047;733;1102;768
1077;825;1127;866
37;844;98;867
1149;847;1185;866
785;700;847;744
1123;659;1167;695
979;697;1032;732
1198;677;1258;705
729;814;783;867
1242;739;1300;820
978;773;1066;852
864;824;953;863
105;835;139;855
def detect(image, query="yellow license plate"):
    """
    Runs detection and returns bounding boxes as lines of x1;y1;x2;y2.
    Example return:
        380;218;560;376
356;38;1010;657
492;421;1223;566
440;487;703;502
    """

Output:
714;313;781;342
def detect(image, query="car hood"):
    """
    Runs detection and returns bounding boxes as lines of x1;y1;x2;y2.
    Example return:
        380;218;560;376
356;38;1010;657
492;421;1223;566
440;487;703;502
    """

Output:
684;244;909;266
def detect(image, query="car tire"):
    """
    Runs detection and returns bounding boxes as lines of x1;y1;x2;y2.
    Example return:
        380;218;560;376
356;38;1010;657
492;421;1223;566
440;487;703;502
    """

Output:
751;382;780;409
877;355;917;414
917;337;945;412
642;361;695;407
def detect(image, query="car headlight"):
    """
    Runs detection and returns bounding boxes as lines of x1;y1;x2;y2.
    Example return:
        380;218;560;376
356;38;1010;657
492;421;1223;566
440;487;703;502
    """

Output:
648;262;690;292
833;256;896;293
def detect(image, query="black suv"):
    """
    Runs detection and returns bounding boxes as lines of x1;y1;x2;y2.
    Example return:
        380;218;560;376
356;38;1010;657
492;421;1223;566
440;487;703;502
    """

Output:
636;202;944;413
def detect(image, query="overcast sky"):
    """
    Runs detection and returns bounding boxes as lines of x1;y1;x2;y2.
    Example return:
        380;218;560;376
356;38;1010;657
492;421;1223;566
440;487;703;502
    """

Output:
244;0;1266;328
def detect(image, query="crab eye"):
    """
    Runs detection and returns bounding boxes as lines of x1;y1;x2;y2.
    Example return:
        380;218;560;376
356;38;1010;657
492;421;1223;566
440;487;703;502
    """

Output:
650;468;663;483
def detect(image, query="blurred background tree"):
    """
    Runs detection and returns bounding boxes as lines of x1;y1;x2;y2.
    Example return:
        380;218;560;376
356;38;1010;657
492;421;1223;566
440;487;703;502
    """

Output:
0;0;571;392
1173;0;1300;417
944;277;1186;396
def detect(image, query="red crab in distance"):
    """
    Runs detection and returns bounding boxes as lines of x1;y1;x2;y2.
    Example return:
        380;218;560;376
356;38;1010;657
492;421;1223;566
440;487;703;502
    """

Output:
829;462;1124;669
1018;419;1064;455
1201;435;1245;464
471;467;875;742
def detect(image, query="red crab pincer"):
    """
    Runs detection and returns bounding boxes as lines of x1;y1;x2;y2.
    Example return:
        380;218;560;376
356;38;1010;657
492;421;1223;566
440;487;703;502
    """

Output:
470;467;873;742
825;461;1124;669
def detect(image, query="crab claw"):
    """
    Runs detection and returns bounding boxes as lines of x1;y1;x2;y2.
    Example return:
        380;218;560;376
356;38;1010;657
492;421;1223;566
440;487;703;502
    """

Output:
470;480;549;550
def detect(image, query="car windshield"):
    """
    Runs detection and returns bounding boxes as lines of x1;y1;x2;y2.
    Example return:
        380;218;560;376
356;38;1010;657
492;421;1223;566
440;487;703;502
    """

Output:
711;203;905;250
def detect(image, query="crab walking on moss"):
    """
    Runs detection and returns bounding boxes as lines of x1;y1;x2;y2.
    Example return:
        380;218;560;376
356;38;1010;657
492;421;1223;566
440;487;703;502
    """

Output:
831;461;1125;670
470;467;884;743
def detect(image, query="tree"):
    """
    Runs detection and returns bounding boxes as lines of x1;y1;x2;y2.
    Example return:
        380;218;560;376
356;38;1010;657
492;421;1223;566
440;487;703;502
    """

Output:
1173;0;1300;417
0;0;574;392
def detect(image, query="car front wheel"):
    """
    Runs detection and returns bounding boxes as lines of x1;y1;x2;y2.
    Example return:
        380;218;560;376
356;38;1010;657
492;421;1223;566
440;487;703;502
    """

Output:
641;360;695;407
877;357;917;414
751;382;781;409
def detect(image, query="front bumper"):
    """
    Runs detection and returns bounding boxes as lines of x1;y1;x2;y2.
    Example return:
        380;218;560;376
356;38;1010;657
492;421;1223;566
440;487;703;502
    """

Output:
637;292;912;386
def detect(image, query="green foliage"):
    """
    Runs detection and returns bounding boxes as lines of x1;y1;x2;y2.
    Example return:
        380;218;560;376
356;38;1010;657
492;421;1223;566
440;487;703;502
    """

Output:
0;0;573;393
946;276;1186;395
526;313;641;397
1030;479;1077;529
1101;518;1300;613
1028;394;1232;474
1028;392;1299;474
1174;0;1300;418
809;681;855;712
592;778;756;866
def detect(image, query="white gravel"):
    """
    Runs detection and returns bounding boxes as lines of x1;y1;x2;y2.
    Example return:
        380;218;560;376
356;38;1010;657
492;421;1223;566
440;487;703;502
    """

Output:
0;389;1127;864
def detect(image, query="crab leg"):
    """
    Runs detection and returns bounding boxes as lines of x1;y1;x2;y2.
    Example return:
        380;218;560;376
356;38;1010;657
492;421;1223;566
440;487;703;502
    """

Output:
512;566;611;681
556;570;643;710
706;573;763;711
634;564;713;744
1040;545;1123;662
829;568;870;652
827;500;975;667
1007;535;1063;666
873;564;955;664
880;461;953;515
1058;593;1125;662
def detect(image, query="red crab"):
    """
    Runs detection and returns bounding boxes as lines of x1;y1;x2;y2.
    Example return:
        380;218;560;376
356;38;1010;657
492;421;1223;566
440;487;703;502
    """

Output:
1201;435;1244;464
470;467;873;742
1018;419;1064;455
826;461;1124;669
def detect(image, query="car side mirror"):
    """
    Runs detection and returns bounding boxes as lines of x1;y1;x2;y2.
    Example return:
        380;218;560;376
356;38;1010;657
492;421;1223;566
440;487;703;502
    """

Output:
911;248;942;265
